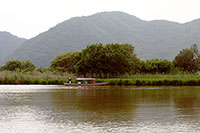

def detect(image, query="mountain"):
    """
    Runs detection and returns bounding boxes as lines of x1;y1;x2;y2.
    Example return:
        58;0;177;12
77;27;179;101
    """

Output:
3;11;200;67
0;32;26;62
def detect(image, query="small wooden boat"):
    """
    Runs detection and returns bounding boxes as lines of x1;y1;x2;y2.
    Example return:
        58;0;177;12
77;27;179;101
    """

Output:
64;78;110;86
64;82;110;86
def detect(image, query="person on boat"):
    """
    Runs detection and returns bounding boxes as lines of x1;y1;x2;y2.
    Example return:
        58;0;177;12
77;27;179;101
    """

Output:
68;77;72;84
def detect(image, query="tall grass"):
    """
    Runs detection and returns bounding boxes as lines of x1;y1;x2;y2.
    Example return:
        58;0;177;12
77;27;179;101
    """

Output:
1;72;200;86
96;74;200;86
118;73;200;80
0;71;74;85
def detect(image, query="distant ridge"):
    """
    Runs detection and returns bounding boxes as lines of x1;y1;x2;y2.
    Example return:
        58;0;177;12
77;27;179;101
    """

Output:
3;11;200;67
0;31;26;62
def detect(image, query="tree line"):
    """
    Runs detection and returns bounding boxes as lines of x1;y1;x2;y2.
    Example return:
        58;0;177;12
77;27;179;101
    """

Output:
51;43;140;77
1;43;200;77
50;43;200;77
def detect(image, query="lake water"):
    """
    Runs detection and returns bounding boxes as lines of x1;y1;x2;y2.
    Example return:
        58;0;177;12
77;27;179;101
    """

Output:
0;85;200;133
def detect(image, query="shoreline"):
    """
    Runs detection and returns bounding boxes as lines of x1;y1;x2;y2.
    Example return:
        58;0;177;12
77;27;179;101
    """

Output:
96;79;200;86
0;78;200;86
0;79;66;85
1;72;200;86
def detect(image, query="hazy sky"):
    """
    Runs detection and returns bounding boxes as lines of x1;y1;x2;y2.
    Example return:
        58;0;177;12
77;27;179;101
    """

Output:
1;0;200;39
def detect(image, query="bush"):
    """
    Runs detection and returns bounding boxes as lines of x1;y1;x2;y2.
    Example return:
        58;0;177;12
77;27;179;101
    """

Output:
1;60;36;72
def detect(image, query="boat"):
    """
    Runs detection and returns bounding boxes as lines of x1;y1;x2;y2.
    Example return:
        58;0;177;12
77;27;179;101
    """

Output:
64;78;110;86
64;82;110;86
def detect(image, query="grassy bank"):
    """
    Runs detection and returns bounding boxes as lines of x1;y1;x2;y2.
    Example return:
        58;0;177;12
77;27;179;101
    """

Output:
1;72;200;86
0;71;74;85
96;74;200;86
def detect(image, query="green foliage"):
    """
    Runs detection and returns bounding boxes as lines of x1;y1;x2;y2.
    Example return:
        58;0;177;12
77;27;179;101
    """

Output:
50;51;79;73
75;43;105;77
140;59;172;74
75;43;139;77
103;43;139;75
1;60;36;72
36;67;50;73
22;60;36;72
173;44;200;72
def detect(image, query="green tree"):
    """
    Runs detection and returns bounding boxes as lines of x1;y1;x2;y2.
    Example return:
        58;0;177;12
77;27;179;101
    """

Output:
173;44;200;72
75;43;139;77
103;43;135;76
75;44;105;77
1;60;22;71
22;60;36;72
50;51;79;73
140;59;172;74
1;60;35;72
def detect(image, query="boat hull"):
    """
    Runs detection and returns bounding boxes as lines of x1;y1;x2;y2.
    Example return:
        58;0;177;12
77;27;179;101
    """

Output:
64;82;110;86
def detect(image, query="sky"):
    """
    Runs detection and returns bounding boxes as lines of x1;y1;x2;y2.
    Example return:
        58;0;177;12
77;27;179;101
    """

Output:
0;0;200;39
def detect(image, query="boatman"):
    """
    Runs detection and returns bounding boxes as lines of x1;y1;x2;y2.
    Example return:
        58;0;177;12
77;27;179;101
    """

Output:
68;77;72;84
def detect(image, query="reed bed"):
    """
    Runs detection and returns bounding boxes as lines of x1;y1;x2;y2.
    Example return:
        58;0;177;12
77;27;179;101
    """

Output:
0;72;200;86
0;71;74;85
96;74;200;86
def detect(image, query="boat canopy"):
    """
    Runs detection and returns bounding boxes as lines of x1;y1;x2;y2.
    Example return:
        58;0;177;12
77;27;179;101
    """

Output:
76;78;96;81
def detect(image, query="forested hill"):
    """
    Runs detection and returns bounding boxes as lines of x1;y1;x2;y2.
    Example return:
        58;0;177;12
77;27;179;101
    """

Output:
0;32;26;61
3;11;200;67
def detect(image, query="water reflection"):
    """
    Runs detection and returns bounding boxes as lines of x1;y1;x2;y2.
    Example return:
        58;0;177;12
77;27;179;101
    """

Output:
172;87;200;118
0;85;200;132
50;88;139;124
